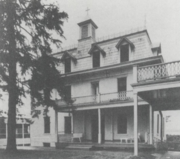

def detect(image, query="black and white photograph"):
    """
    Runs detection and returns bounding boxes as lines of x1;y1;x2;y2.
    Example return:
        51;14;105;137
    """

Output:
0;0;180;158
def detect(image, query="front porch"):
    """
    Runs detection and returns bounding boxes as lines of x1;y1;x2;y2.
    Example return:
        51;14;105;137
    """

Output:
55;140;154;151
54;105;154;151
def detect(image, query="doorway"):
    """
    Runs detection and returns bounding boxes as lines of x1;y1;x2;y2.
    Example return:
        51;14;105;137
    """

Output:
91;111;105;143
91;113;98;142
64;116;71;134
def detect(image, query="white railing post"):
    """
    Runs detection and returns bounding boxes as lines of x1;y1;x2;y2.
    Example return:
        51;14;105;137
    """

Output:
149;105;153;144
133;65;138;83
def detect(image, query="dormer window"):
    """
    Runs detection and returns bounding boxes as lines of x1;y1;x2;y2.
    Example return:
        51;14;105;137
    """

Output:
64;58;71;73
88;44;106;68
120;44;129;62
116;37;135;63
81;25;88;39
61;51;77;73
93;51;100;68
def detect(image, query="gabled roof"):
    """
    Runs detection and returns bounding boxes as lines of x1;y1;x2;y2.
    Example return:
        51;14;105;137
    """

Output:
61;51;77;63
116;37;135;50
88;44;106;57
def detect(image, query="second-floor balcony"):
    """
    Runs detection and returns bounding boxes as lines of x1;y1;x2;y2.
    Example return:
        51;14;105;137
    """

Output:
137;60;180;83
55;91;136;107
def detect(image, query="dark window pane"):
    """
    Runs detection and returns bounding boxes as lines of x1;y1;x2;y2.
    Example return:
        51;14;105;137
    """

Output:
117;115;127;134
65;85;71;99
118;77;126;92
44;116;50;133
65;58;71;73
120;44;129;62
93;52;100;68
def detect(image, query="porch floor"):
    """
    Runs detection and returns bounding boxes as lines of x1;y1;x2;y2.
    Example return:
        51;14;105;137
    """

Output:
56;141;154;151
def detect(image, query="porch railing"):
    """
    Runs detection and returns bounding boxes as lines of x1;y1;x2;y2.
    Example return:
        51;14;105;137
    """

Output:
56;91;133;106
137;61;180;82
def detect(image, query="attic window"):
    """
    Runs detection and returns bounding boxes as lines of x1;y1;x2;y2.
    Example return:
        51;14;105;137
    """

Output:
81;25;88;39
93;51;100;68
120;44;129;62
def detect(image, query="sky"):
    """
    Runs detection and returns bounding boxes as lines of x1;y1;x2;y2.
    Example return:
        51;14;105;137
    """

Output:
52;0;180;62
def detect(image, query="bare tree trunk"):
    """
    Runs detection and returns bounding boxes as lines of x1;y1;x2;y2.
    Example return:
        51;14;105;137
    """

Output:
6;0;17;152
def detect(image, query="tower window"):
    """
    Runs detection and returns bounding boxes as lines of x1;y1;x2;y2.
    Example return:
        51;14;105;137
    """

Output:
93;52;100;68
92;26;95;38
120;44;129;62
64;58;71;73
81;25;88;39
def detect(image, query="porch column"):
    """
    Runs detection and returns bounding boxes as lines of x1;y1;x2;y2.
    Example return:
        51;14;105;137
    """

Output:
98;108;101;144
149;105;153;144
22;122;24;147
55;110;58;142
134;92;138;156
71;113;74;134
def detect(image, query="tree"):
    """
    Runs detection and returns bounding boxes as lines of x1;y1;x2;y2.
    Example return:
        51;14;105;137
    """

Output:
0;0;68;151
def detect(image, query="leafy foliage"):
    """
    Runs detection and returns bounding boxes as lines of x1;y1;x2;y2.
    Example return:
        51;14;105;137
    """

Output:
0;0;68;150
0;0;68;107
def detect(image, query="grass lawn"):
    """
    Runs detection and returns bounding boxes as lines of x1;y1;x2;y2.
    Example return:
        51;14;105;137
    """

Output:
0;149;156;159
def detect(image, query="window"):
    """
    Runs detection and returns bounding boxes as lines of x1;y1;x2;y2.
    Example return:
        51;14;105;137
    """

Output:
118;77;126;92
64;58;71;73
0;118;6;139
120;44;129;62
117;115;127;134
65;85;71;100
92;26;95;38
44;116;50;133
81;25;88;39
16;124;22;138
43;143;50;147
93;52;100;68
91;82;99;95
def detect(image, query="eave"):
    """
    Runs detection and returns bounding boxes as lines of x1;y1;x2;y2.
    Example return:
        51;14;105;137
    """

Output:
60;55;163;78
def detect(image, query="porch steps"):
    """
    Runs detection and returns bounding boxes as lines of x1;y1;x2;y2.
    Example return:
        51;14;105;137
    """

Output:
65;144;92;150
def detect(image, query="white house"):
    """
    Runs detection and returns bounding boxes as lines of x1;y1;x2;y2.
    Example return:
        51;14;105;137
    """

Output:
30;15;180;156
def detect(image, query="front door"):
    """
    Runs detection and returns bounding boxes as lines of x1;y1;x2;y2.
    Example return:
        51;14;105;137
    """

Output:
64;116;71;134
91;113;98;142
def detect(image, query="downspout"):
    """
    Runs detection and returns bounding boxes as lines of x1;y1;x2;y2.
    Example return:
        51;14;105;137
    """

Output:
159;111;163;142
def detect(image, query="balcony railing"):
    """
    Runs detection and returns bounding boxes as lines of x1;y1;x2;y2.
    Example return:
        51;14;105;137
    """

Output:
137;61;180;82
56;91;134;107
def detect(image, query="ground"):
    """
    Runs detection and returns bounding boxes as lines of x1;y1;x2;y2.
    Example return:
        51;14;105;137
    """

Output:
0;149;156;159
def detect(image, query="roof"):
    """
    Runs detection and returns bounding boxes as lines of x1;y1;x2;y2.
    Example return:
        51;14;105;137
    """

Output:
116;37;135;50
78;16;98;29
61;51;77;63
88;44;106;57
